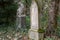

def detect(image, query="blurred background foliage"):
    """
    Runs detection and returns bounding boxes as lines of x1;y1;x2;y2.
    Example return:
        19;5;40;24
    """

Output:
0;0;18;30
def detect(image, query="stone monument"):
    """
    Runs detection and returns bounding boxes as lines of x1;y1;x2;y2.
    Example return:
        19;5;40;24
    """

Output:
29;0;40;40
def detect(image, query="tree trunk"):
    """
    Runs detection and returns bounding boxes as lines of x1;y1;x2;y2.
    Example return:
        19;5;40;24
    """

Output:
46;0;59;37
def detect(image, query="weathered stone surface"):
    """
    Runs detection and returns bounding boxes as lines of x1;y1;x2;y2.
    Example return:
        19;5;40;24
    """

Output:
29;0;39;40
30;0;39;30
29;30;39;40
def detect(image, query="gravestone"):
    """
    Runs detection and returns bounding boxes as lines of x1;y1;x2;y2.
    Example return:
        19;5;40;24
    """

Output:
29;0;40;40
16;2;26;30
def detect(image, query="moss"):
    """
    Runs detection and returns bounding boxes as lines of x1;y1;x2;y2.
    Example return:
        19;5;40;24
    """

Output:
38;28;45;33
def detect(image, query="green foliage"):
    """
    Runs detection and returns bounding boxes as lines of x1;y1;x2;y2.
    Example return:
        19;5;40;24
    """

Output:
56;15;60;37
21;0;32;7
0;0;14;6
45;37;54;40
56;27;60;37
26;16;30;30
40;0;49;29
0;0;18;27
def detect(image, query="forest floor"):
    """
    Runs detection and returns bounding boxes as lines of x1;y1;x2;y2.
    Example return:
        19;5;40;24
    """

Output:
0;27;60;40
0;27;29;40
0;30;60;40
0;31;29;40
